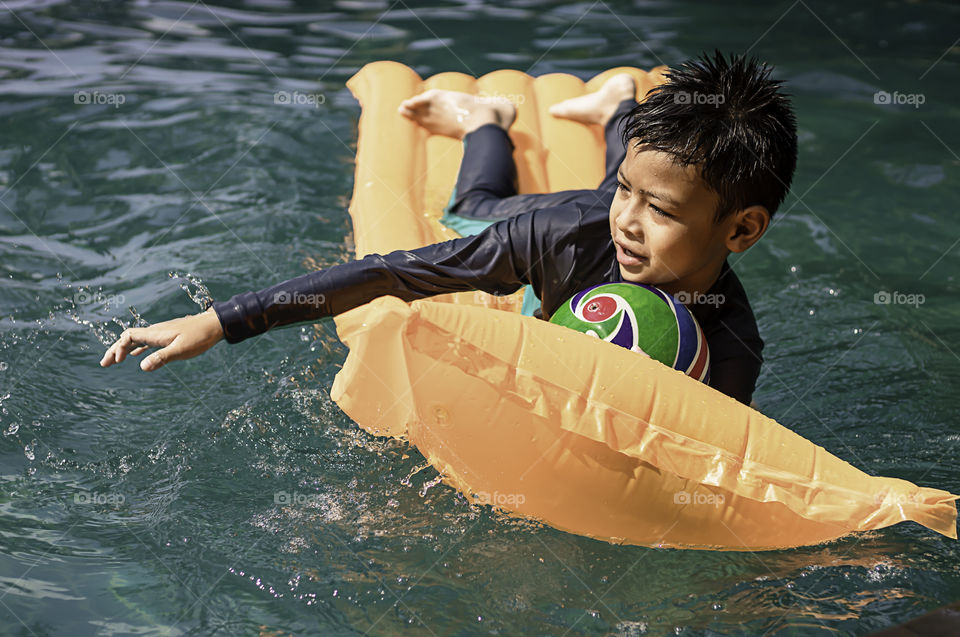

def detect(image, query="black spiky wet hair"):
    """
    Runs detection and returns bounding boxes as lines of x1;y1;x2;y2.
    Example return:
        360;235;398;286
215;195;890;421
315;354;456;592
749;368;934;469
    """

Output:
622;50;798;221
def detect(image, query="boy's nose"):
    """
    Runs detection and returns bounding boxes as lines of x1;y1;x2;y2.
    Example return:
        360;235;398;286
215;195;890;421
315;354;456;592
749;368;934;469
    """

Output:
615;207;644;239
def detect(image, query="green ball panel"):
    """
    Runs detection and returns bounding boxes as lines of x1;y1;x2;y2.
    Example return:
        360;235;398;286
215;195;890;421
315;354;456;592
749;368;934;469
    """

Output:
549;283;680;367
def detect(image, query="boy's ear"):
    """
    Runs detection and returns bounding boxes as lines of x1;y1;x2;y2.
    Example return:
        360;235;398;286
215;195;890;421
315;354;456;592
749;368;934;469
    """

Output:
724;205;770;253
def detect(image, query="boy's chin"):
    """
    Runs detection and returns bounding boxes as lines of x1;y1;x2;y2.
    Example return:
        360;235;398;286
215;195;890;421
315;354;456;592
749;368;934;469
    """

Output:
618;265;677;293
618;264;653;285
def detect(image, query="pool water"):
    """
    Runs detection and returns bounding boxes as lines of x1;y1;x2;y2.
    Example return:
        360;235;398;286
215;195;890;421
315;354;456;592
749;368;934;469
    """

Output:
2;1;960;635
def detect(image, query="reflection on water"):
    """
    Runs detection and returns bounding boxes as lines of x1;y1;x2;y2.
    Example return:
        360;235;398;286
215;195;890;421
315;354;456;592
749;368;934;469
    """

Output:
2;0;960;634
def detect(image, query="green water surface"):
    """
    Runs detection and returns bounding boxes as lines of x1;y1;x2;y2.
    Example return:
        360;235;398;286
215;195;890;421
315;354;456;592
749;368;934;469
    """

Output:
1;1;959;635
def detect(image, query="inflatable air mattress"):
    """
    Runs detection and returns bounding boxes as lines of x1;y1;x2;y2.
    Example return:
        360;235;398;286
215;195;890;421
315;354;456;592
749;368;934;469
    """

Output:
329;61;958;550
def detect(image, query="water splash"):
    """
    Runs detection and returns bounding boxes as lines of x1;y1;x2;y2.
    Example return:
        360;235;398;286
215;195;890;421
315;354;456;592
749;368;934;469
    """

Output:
399;461;432;488
168;271;214;310
418;473;444;498
51;272;213;347
54;273;146;346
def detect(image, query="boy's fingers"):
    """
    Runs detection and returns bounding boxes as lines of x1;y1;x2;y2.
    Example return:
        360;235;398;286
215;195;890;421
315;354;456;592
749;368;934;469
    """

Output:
113;331;140;364
140;339;184;372
140;348;167;371
101;327;167;367
130;345;149;356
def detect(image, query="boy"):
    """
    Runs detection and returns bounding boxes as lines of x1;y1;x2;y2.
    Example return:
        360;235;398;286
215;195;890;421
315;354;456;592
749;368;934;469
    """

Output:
100;51;797;406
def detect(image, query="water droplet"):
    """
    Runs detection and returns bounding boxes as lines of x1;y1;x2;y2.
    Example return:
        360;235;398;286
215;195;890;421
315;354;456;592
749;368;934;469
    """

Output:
24;441;36;460
419;474;443;497
4;422;20;436
169;271;214;309
400;461;431;487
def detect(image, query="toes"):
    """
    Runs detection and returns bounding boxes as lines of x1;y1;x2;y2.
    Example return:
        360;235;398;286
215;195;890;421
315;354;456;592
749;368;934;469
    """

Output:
401;91;434;109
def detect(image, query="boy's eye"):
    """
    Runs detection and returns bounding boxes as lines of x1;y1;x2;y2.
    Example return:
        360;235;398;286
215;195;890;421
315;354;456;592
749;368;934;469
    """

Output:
650;203;672;218
616;182;629;194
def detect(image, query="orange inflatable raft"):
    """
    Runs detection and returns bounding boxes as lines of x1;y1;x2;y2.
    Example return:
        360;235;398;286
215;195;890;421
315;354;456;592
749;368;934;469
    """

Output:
328;61;958;550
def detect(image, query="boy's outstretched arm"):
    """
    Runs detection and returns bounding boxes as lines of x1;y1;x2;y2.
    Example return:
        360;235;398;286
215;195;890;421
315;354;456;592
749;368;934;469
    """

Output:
99;307;224;371
98;205;573;371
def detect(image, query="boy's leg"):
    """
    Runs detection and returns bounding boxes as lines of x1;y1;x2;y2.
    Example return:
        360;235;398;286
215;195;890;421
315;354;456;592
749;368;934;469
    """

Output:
402;75;638;222
598;97;640;192
448;96;638;221
446;124;593;221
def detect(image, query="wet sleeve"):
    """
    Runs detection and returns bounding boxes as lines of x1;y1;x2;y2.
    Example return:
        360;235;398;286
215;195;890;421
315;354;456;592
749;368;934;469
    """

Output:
706;324;764;406
212;211;549;343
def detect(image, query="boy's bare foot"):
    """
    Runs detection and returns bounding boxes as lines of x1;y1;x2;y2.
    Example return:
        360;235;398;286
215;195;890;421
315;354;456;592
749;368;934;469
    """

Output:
398;89;517;139
549;73;636;127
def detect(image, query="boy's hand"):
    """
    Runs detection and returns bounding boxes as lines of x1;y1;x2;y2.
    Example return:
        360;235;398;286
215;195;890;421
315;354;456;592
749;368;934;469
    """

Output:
99;307;225;371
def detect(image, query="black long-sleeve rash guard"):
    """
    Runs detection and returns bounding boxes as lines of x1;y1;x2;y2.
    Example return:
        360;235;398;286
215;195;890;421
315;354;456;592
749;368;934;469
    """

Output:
212;201;765;405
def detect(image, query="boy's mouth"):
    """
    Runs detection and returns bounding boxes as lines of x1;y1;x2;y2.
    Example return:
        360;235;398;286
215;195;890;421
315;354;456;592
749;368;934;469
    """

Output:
615;241;648;266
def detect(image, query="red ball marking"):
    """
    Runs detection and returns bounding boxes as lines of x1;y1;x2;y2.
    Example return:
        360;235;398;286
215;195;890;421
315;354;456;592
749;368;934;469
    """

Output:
582;295;617;322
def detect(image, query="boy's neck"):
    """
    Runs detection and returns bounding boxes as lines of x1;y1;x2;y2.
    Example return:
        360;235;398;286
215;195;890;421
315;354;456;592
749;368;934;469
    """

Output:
660;257;728;300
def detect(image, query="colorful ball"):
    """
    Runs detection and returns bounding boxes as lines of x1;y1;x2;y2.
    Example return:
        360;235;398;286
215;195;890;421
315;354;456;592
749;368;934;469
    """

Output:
549;282;710;383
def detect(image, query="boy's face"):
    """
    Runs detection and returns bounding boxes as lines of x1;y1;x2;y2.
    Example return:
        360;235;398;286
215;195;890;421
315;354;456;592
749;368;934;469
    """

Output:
609;146;732;296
